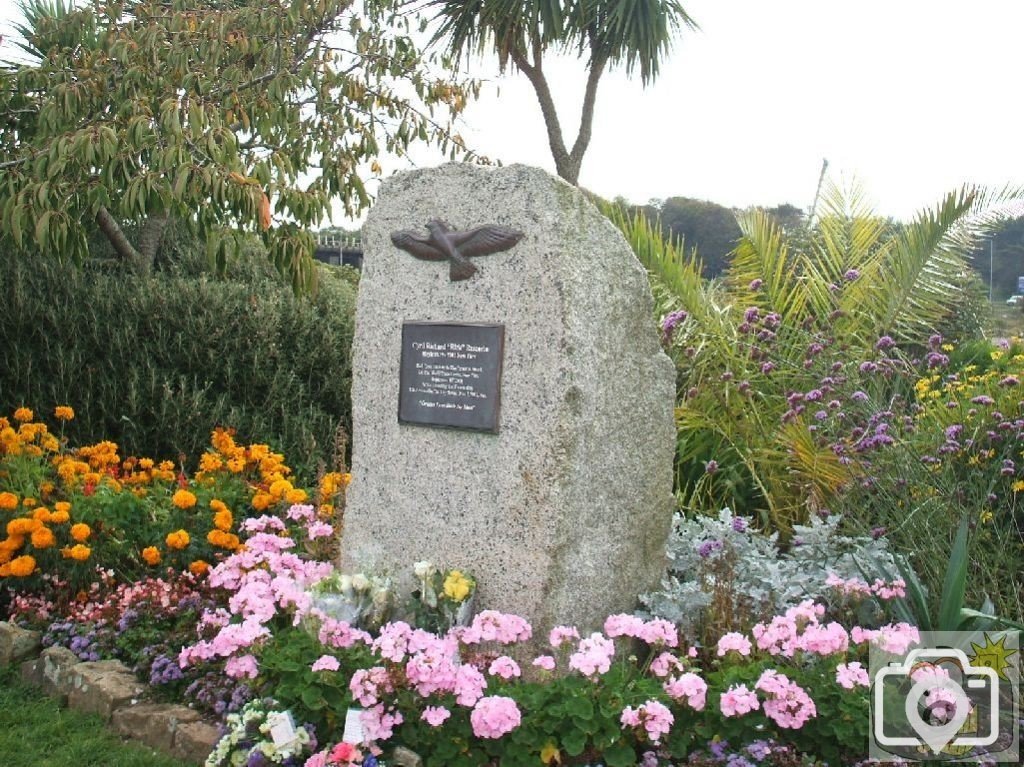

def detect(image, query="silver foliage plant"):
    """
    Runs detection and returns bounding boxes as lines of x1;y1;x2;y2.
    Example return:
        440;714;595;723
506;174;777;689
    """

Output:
641;508;904;635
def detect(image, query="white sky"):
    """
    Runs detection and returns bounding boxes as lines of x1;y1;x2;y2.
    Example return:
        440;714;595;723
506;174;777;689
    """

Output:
3;0;1024;223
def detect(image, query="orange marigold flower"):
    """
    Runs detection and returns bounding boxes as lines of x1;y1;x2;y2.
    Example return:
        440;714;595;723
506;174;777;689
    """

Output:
0;492;18;511
210;499;228;514
32;507;52;523
54;406;75;421
0;535;25;553
7;554;36;577
213;509;233;532
30;526;55;549
165;529;190;549
12;408;33;423
139;458;155;470
49;510;70;524
54;501;71;514
251;492;272;511
189;560;209;577
39;481;55;496
141;546;161;565
199;453;223;473
65;544;90;561
268;479;293;499
226;457;246;473
22;497;36;507
7;518;40;536
172;489;197;509
207;530;240;550
285;488;308;504
70;523;91;542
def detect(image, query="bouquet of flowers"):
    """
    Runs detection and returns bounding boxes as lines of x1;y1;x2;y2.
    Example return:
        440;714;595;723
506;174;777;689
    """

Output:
409;561;476;634
205;699;314;767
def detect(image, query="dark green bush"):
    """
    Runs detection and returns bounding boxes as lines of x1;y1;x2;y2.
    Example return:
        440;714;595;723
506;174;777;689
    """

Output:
0;248;356;475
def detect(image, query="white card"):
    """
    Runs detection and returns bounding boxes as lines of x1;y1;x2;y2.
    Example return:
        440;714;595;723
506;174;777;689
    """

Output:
268;711;299;748
342;707;365;744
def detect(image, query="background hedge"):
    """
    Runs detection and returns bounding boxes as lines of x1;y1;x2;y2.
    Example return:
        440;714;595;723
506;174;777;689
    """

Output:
1;240;357;476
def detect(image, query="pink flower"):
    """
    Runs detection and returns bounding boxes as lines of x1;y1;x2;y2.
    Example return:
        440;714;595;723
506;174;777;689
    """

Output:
835;661;870;689
470;696;521;738
306;520;334;540
286;504;316;522
421;706;451;727
716;631;752;657
720;684;760;717
568;633;615;677
620;700;674;744
650;651;682;678
756;671;817;729
360;704;403;742
224;653;259;679
350;666;393;707
454;663;487;706
663;672;707;711
328;742;361;764
312;654;340;673
549;625;580;648
464;611;532;645
532;655;556;671
488;656;521;680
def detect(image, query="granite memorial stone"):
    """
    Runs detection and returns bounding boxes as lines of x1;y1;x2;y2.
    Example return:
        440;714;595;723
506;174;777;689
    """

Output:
341;163;676;638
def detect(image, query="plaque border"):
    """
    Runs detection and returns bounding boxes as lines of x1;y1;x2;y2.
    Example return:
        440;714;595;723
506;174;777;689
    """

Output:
397;321;505;434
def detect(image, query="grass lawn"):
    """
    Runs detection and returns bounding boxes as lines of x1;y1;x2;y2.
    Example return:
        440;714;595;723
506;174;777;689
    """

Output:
0;666;192;767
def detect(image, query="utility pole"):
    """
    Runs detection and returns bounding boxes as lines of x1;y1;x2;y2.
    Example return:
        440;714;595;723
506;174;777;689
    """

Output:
807;158;829;226
989;239;994;303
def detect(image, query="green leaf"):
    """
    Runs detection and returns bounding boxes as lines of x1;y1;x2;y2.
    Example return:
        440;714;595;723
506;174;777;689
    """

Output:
603;743;636;767
939;513;970;630
562;729;586;756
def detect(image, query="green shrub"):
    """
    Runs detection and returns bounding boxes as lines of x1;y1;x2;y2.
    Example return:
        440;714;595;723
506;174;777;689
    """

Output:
0;249;356;475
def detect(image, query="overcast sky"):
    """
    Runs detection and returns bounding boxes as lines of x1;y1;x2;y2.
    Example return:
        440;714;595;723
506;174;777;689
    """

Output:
4;0;1023;223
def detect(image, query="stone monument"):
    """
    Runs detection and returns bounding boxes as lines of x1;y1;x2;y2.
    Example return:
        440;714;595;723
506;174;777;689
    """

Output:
340;163;676;637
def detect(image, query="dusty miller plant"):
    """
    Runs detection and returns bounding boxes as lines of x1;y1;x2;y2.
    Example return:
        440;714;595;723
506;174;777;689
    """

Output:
641;508;904;643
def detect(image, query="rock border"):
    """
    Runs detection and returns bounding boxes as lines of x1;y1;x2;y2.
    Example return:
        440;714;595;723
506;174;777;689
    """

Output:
2;621;219;765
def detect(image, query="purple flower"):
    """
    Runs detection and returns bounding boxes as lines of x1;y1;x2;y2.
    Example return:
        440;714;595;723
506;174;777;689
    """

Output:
814;410;828;421
660;309;688;345
971;395;995;406
737;380;751;394
945;424;963;440
875;335;896;351
731;516;747;533
748;278;763;290
704;460;719;474
851;390;869;402
744;306;760;323
928;333;943;348
844;269;860;281
926;352;949;369
871;526;887;539
760;362;775;375
1000;375;1020;387
859;361;878;374
697;540;723;558
805;389;823;401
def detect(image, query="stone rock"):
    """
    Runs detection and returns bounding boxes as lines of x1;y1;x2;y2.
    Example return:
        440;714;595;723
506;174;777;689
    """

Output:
112;702;201;751
0;621;41;666
172;719;223;765
21;645;80;703
65;660;146;720
341;163;676;640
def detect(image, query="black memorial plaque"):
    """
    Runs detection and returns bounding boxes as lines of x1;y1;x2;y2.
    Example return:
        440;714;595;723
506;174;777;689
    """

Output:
398;322;504;433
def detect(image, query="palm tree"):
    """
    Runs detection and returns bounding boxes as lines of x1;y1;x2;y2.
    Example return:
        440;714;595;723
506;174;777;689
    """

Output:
610;182;1024;532
425;0;696;184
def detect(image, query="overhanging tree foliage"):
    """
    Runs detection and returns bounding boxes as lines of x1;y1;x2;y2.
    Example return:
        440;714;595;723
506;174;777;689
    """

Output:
425;0;695;185
1;0;477;289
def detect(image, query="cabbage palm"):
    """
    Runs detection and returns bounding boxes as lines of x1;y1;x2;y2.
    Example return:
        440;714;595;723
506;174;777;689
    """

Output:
425;0;696;184
612;183;1024;532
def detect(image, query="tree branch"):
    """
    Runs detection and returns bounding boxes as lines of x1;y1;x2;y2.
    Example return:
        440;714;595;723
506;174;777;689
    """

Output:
95;205;150;274
508;46;574;183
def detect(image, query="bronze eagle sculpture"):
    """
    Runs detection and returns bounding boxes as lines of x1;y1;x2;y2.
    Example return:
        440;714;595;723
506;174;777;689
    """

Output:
390;219;524;281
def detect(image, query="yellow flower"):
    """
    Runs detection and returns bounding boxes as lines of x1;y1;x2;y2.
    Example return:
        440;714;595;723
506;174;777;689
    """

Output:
285;488;308;504
12;408;33;423
189;560;210;577
7;518;40;536
165;529;190;550
30;526;55;549
0;492;18;511
540;742;562;765
980;510;994;524
7;554;35;577
213;508;233;532
64;544;90;562
443;570;473;603
172;489;197;509
1012;480;1024;493
70;523;91;542
141;546;161;565
54;406;75;421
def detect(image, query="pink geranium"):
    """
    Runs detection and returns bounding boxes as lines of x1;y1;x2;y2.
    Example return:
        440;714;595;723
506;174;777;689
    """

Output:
470;696;521;738
720;684;760;717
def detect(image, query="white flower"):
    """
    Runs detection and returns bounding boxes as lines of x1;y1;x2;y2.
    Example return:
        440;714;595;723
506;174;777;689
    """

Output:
351;573;370;591
414;560;435;579
339;574;352;593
